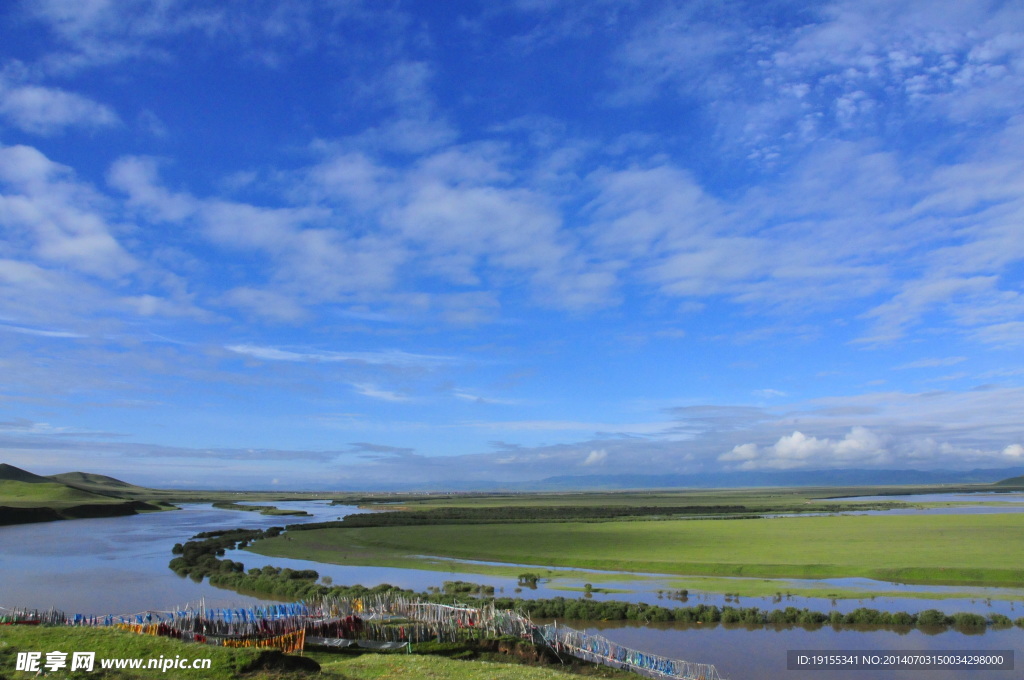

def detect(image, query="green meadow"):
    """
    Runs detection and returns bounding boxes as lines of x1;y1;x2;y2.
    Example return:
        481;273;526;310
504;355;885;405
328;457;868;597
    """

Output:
0;626;624;680
0;480;120;506
250;512;1024;589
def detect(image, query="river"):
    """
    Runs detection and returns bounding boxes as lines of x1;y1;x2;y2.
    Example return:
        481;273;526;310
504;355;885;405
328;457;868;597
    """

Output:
1;496;1022;679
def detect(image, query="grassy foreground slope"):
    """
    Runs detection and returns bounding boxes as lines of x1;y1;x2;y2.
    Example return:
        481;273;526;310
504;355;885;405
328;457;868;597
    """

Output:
0;626;616;680
251;513;1024;587
318;654;629;680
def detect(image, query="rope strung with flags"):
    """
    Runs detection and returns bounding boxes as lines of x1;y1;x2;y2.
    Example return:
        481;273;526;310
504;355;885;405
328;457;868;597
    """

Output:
1;597;726;678
541;621;725;680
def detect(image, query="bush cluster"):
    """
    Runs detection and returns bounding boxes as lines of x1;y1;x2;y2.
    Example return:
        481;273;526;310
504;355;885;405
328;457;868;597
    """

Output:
168;528;282;581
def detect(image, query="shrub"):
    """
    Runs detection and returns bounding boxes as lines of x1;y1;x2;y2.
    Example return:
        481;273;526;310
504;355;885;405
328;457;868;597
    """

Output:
951;612;987;630
917;609;949;627
989;614;1012;628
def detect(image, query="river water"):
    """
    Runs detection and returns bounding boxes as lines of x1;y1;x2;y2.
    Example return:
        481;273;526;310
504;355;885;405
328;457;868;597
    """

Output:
2;496;1022;679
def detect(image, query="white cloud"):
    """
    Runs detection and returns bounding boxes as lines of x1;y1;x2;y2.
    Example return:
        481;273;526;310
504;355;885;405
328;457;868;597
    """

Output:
23;0;348;72
720;427;891;471
581;449;607;466
350;383;409;403
753;389;786;398
112;142;618;317
0;144;136;277
613;0;1024;156
107;156;198;222
1003;444;1024;459
0;80;119;135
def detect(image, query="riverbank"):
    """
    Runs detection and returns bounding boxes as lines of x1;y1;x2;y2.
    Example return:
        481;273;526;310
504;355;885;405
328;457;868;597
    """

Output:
0;500;173;526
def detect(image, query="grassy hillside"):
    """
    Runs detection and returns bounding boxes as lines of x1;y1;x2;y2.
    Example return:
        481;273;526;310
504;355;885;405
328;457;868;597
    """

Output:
0;463;55;484
0;464;172;525
48;471;151;497
0;480;120;505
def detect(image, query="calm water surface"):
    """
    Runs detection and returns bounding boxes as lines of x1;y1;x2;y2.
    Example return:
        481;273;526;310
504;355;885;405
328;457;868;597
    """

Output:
0;501;347;614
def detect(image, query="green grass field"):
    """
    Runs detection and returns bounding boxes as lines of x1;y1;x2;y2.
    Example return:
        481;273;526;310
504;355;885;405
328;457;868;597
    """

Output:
250;513;1024;588
317;654;624;680
0;626;613;680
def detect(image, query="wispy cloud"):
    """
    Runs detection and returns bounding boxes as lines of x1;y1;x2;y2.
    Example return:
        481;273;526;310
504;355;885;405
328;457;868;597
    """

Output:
350;383;410;403
896;357;968;370
0;322;85;339
226;344;456;368
452;390;521;406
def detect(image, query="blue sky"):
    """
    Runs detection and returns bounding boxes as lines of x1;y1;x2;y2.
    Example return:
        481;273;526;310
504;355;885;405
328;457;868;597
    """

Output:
1;0;1022;489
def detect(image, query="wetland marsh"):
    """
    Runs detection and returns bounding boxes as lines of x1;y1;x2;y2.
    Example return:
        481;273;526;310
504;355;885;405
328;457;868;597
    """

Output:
5;482;1024;680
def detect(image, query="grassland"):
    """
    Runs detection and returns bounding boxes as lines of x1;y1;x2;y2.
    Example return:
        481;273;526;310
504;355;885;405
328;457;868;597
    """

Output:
250;512;1024;590
0;625;316;679
0;626;625;680
319;655;599;680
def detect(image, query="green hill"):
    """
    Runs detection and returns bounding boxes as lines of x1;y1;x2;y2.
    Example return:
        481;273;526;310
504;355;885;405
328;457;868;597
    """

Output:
0;463;169;525
0;464;123;505
0;463;55;484
994;475;1024;487
0;480;115;504
48;470;149;496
